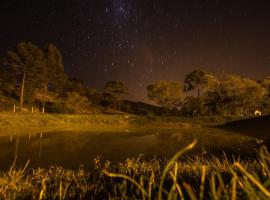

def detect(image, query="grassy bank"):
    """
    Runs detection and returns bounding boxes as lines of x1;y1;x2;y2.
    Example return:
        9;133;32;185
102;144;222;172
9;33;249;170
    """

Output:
0;112;242;129
1;141;269;199
0;112;129;127
0;112;138;135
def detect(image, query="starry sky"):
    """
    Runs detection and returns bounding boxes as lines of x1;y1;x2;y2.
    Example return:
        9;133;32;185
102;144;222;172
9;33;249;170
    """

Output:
1;0;270;102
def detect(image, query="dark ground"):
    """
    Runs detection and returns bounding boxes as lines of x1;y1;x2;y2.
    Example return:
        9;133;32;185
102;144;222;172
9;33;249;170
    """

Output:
220;115;270;139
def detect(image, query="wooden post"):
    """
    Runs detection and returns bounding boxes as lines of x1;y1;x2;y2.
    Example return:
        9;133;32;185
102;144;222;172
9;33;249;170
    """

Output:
31;106;34;113
13;105;16;112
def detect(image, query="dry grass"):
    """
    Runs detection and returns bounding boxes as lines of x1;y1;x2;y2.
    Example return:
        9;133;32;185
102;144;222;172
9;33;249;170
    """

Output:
0;141;269;199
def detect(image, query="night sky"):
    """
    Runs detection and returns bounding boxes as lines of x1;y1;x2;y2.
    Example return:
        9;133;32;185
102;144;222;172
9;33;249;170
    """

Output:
1;0;270;102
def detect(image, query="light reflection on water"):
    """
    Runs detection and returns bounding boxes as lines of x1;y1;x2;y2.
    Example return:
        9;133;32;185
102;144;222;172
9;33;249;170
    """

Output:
0;127;260;170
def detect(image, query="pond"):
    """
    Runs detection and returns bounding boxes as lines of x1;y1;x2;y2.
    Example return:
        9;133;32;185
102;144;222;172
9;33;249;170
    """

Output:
0;127;262;170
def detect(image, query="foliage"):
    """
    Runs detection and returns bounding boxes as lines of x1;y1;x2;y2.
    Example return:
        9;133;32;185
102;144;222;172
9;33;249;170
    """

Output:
29;43;66;113
259;76;270;113
1;41;270;116
147;80;184;111
63;92;91;114
3;42;44;108
181;96;204;116
260;76;270;94
181;71;269;116
1;142;270;199
86;88;103;105
103;81;128;98
2;42;67;112
203;73;220;92
103;81;128;110
0;66;16;97
184;69;207;97
43;43;66;93
204;74;266;116
63;78;88;96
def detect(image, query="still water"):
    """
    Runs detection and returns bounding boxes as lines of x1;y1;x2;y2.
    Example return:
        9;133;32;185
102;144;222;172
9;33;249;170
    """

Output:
0;127;260;170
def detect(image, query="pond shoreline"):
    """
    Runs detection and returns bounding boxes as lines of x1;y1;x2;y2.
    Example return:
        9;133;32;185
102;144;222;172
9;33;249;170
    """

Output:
0;143;267;199
0;112;243;132
0;113;265;199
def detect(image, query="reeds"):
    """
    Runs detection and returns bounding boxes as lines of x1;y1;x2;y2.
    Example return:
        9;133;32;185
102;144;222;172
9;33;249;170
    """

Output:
0;142;269;199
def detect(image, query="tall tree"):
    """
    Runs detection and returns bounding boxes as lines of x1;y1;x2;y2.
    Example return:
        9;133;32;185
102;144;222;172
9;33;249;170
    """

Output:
39;43;66;113
3;42;43;109
201;74;220;115
204;74;265;115
184;69;206;97
0;66;16;97
147;80;184;113
3;42;66;113
63;78;87;96
203;73;219;91
43;43;66;93
103;81;128;111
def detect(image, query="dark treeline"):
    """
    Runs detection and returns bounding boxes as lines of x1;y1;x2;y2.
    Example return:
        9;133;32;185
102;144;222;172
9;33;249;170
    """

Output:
0;42;129;114
0;42;269;117
146;70;270;117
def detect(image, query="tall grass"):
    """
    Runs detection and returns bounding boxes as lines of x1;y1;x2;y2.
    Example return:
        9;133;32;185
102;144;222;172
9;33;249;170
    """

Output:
0;141;270;199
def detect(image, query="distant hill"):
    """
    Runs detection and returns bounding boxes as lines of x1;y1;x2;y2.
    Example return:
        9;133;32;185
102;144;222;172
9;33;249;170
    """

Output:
121;100;179;116
219;115;270;139
121;100;162;115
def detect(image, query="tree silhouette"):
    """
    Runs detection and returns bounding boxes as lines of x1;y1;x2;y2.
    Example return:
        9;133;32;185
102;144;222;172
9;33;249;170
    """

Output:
3;42;66;112
103;81;128;111
184;69;206;97
40;43;66;113
3;42;43;109
147;80;183;113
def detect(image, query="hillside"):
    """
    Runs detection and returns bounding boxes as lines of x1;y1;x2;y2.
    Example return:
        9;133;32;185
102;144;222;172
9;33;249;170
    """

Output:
121;100;179;116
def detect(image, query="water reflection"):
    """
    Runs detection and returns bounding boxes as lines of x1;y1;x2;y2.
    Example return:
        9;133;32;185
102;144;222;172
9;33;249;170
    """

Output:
0;128;260;170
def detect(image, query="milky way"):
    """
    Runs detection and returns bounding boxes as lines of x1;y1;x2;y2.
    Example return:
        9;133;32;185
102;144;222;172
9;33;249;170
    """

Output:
1;0;270;102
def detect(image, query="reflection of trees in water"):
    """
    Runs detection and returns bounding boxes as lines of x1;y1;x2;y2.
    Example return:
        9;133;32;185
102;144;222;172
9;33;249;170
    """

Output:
0;132;94;166
154;131;195;157
154;129;259;159
0;128;261;170
33;131;93;153
0;135;43;170
194;129;258;157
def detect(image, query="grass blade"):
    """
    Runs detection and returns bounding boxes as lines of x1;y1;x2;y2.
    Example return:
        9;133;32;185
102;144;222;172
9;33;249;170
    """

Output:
234;162;270;198
158;139;197;200
199;165;206;200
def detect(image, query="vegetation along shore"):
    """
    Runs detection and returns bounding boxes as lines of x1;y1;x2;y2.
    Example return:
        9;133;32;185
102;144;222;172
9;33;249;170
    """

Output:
0;42;269;198
1;1;270;199
0;141;270;199
0;112;245;131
